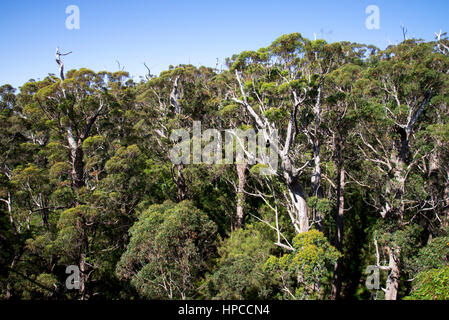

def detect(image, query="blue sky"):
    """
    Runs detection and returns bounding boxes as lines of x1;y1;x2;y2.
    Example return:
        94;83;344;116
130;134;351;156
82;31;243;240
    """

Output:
1;0;448;89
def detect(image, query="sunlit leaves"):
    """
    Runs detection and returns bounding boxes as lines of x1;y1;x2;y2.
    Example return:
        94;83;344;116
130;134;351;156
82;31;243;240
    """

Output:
116;201;217;299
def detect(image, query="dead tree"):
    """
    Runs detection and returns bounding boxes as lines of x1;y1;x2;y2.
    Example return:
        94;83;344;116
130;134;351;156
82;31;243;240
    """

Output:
55;47;72;80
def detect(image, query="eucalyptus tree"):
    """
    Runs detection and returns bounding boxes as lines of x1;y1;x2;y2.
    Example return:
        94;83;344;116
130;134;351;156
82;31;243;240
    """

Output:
137;65;218;202
13;69;135;298
300;40;371;230
116;201;217;299
225;33;363;235
322;61;367;298
0;84;27;299
355;39;449;299
426;32;449;229
0;85;20;233
18;70;128;193
226;33;316;234
214;70;257;229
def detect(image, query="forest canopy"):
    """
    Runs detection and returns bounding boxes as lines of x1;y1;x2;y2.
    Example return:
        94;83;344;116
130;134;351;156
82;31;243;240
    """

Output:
1;32;449;300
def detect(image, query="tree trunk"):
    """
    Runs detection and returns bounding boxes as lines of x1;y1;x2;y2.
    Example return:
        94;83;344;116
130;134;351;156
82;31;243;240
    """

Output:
5;253;19;299
281;154;309;234
385;245;401;300
67;126;86;191
311;142;324;231
381;131;406;300
41;205;50;229
287;180;309;234
311;86;324;230
311;144;322;196
444;176;449;228
176;163;186;202
1;192;17;235
331;166;345;299
78;253;87;300
335;168;345;252
235;162;247;229
74;211;90;300
71;142;85;190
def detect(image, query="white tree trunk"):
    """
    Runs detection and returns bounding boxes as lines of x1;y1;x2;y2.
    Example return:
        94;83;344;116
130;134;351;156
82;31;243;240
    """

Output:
385;246;400;300
235;162;247;229
287;182;309;234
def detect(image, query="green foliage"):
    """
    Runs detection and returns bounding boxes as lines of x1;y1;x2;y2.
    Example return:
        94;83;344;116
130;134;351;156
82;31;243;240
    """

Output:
116;201;217;299
264;230;341;299
1;33;448;301
202;225;275;299
263;107;287;122
34;273;58;297
307;196;333;217
54;206;93;264
411;236;449;272
404;267;449;300
403;236;449;300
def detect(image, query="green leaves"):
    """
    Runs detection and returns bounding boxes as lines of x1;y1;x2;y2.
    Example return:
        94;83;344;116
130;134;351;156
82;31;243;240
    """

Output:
405;266;449;300
202;225;274;300
307;197;333;217
269;33;306;57
264;230;340;299
116;201;217;299
1;33;449;301
231;50;267;71
412;236;449;272
263;107;287;122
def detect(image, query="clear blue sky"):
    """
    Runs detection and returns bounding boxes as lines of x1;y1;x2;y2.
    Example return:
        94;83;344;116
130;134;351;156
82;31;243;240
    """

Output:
1;0;448;89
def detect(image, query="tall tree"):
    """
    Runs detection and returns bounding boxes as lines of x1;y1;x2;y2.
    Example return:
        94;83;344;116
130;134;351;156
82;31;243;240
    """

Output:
356;40;448;299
